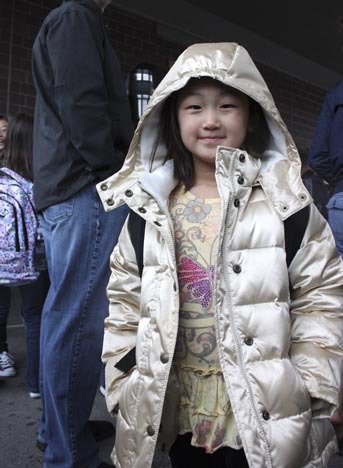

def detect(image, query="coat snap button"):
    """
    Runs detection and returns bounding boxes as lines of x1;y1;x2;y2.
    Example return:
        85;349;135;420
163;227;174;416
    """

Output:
233;264;241;273
147;425;155;436
234;199;240;208
244;337;254;346
125;189;133;197
237;176;244;185
138;207;146;213
160;353;169;364
100;183;108;191
106;198;114;206
262;410;270;420
239;153;246;162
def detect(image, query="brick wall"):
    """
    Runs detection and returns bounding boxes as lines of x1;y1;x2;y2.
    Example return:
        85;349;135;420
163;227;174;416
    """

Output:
0;0;60;116
0;0;326;149
259;65;325;151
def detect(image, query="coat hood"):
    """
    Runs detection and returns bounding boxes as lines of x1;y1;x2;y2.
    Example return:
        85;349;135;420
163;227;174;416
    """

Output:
98;42;310;218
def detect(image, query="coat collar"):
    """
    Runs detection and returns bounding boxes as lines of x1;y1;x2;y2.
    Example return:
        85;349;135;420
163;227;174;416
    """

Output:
97;147;311;220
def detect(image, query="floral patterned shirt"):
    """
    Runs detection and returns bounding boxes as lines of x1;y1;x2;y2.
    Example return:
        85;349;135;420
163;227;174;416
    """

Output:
170;187;241;453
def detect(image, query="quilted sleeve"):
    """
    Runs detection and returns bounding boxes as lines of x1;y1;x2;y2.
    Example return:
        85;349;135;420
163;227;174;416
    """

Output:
289;203;343;418
102;218;141;414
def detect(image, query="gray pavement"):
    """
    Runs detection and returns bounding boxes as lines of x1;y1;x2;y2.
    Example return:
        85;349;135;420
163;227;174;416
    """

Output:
0;289;341;467
0;325;116;467
0;288;114;468
0;290;170;468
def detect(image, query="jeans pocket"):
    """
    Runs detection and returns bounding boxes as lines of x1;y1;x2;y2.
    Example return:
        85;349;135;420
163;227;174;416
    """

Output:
43;197;74;223
326;193;343;210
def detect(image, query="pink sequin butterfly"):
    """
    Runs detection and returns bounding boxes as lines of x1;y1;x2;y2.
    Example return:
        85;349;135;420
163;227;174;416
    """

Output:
178;256;215;308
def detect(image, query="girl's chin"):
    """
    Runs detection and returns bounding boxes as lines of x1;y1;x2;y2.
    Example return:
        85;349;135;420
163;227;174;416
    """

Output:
192;156;217;166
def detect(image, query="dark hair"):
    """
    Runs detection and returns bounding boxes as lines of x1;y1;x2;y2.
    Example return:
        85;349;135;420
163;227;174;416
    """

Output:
298;147;309;165
3;113;34;181
0;114;9;122
241;99;270;158
151;81;270;190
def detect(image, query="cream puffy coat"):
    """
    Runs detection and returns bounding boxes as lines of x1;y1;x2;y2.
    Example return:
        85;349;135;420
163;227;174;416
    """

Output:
97;43;343;468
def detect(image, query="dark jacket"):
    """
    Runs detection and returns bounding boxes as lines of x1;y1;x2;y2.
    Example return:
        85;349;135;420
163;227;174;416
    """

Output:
309;80;343;195
302;168;330;219
32;0;133;211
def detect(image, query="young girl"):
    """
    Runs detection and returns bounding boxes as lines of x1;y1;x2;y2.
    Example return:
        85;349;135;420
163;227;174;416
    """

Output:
0;113;49;397
97;43;343;468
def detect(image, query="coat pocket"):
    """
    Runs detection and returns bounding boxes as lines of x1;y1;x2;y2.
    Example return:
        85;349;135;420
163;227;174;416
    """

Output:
118;369;143;426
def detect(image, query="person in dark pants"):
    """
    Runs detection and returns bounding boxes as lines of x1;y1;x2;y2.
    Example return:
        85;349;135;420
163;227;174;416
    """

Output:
31;1;133;467
0;276;49;395
0;113;50;397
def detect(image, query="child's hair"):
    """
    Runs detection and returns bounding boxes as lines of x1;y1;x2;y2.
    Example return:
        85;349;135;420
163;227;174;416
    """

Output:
298;147;309;166
3;113;34;181
151;78;270;190
0;114;9;122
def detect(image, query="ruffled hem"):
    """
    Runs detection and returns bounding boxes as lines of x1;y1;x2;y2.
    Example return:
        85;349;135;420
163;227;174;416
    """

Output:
178;417;241;454
175;365;241;453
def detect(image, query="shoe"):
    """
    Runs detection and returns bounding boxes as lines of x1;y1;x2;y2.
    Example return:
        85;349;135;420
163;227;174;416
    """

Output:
29;391;41;399
36;439;47;452
99;385;106;396
36;420;115;452
0;351;16;378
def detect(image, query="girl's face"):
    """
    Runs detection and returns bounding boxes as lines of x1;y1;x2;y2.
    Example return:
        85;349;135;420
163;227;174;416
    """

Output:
177;79;249;168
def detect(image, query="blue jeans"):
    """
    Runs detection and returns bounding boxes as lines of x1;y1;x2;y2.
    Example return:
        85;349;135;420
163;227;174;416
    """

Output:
38;184;129;468
327;192;343;256
0;272;49;392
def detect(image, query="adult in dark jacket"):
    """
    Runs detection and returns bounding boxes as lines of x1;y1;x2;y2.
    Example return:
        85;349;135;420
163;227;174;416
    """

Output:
32;1;133;467
299;148;330;220
309;81;343;255
309;82;343;452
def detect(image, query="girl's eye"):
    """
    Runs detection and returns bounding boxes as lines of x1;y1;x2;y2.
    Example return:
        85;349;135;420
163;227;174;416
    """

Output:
221;103;236;109
186;104;202;110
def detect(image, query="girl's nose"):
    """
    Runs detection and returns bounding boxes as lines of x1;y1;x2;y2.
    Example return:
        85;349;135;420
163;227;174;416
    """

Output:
202;110;220;129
